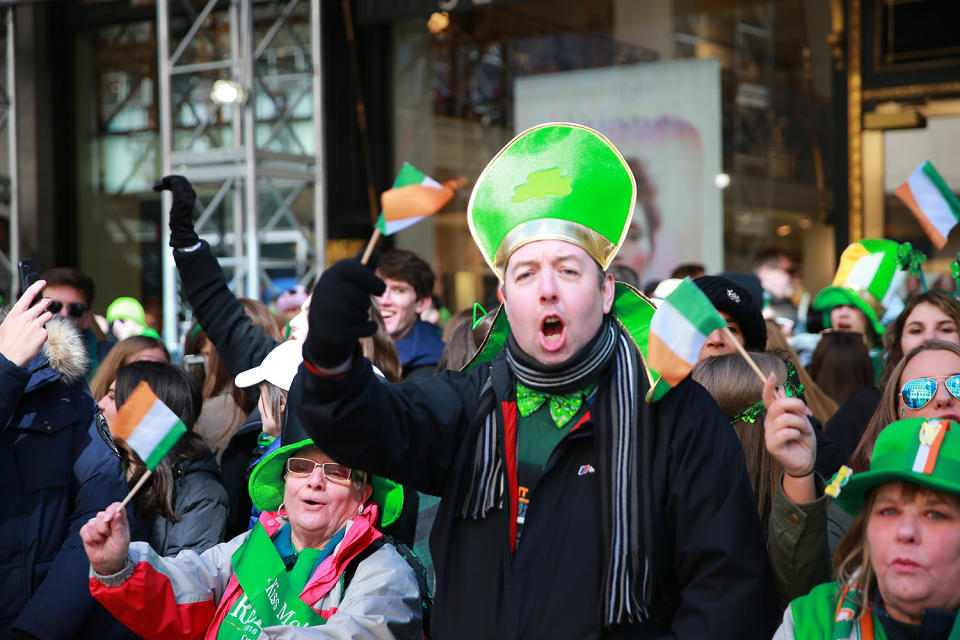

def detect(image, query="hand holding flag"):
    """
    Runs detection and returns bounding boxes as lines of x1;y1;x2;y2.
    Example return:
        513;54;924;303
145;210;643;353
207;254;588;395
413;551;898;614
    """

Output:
110;381;188;508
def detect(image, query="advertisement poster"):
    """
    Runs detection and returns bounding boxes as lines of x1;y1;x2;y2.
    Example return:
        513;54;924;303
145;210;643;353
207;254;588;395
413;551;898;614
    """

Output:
515;58;723;284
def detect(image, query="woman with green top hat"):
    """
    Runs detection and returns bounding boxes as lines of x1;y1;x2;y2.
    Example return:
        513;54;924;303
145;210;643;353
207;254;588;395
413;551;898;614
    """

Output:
773;416;960;639
80;439;422;640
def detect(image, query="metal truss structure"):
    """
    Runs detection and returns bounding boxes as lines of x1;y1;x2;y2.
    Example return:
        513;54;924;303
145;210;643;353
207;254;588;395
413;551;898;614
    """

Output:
156;0;325;348
0;7;18;302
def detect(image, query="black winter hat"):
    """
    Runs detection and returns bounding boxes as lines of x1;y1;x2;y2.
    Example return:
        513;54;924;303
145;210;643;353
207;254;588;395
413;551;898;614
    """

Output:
694;275;767;351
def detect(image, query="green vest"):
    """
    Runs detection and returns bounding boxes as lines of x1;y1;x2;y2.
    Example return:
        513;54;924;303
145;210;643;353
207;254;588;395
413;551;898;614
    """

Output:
789;582;884;640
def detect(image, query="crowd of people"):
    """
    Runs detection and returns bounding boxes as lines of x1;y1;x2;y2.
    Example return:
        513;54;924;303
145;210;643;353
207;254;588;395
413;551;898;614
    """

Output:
3;122;960;639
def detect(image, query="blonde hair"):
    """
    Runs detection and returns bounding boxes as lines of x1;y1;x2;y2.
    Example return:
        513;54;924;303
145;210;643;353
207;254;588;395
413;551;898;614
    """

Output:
90;335;170;400
692;352;786;519
850;340;960;471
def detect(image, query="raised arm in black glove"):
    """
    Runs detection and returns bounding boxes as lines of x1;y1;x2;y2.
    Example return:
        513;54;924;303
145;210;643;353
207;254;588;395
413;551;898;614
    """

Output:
302;258;386;368
153;174;200;248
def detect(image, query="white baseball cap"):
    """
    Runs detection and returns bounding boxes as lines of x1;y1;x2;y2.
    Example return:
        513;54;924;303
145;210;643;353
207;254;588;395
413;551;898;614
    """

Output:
234;340;304;391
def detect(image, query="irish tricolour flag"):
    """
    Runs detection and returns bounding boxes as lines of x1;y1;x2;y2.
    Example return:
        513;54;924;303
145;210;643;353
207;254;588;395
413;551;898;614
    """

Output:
895;161;960;249
647;278;726;401
376;163;461;236
110;381;187;470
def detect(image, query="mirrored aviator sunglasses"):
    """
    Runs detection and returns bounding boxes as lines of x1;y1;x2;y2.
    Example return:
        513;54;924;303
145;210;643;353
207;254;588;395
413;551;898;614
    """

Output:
900;375;960;410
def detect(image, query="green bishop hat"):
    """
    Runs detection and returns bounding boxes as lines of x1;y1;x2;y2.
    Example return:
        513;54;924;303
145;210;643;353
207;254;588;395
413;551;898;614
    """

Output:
468;122;636;279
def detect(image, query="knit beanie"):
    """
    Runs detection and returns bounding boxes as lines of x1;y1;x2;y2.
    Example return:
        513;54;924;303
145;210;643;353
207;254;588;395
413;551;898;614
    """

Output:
694;275;767;350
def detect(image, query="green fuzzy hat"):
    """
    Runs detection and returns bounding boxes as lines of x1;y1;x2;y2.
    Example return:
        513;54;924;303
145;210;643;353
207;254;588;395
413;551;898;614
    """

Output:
827;418;960;516
107;297;147;325
467;123;636;279
248;439;404;528
812;238;906;336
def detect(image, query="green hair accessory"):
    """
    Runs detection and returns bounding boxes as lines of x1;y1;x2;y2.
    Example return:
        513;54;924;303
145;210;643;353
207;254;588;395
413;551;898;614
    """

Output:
471;302;489;330
727;361;804;426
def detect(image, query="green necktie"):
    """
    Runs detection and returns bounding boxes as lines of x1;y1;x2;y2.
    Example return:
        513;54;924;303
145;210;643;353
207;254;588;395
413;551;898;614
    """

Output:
516;382;585;428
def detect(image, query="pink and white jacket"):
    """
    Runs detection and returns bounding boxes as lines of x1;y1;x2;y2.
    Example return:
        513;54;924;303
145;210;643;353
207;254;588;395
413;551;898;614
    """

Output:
90;506;422;640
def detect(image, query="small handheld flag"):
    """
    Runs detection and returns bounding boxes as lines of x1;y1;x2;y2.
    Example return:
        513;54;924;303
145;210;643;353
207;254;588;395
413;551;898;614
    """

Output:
647;278;727;400
895;160;960;249
360;163;465;264
111;381;187;471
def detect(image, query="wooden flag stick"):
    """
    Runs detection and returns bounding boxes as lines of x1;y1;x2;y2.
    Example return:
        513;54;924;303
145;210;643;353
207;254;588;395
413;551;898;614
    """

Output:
360;227;381;265
118;469;153;510
722;327;768;385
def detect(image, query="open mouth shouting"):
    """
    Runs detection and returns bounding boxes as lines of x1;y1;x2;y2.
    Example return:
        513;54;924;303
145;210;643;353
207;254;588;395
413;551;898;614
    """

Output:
540;315;566;351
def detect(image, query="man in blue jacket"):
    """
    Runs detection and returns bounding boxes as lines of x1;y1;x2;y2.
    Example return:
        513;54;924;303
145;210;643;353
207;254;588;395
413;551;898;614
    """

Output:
0;280;129;639
375;249;444;380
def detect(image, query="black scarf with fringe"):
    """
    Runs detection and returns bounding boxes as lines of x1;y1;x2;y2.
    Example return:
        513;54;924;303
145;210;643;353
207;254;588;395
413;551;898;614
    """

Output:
457;317;653;627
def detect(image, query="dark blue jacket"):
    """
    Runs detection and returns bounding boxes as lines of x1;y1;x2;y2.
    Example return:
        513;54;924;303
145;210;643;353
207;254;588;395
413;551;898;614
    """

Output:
0;320;129;639
394;319;444;380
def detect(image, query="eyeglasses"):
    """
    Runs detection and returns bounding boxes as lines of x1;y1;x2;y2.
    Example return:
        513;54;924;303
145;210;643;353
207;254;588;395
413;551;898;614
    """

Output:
286;458;354;482
900;375;960;410
46;300;89;318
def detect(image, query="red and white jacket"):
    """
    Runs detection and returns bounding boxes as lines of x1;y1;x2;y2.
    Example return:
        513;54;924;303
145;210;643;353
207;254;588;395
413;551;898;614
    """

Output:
90;506;422;640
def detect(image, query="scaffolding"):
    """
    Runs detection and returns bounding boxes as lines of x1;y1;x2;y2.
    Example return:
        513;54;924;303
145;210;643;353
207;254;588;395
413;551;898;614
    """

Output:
0;6;18;302
156;0;325;350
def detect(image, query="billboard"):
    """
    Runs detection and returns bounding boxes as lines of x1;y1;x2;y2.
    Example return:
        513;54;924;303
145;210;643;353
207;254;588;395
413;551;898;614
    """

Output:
515;58;723;284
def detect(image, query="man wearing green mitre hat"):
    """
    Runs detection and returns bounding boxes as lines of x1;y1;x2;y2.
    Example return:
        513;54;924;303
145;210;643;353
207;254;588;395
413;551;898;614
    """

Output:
289;122;777;638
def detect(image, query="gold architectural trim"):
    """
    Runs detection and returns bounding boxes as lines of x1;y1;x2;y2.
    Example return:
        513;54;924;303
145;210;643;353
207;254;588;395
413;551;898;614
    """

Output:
493;218;617;279
848;0;862;243
863;81;960;102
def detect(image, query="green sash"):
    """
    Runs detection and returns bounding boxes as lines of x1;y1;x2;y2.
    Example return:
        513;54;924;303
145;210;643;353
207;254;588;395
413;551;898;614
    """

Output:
217;523;328;638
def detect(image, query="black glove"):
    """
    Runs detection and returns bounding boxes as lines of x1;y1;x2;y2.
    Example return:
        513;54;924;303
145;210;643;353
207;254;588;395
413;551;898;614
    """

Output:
303;258;386;368
153;174;200;248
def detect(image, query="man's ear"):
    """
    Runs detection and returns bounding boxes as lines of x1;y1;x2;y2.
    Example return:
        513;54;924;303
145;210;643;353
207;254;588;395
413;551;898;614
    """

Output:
601;272;615;314
497;281;505;302
414;295;433;315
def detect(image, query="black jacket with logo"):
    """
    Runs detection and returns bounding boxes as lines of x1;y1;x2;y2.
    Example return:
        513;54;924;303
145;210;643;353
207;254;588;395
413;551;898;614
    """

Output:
293;347;779;639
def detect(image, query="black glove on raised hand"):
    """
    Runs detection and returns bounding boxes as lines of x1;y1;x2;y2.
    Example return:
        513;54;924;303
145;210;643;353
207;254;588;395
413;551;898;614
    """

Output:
303;258;386;368
153;174;200;248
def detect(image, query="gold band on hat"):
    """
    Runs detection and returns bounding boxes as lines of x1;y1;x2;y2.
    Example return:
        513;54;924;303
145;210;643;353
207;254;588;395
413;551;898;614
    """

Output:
493;218;618;278
840;281;885;317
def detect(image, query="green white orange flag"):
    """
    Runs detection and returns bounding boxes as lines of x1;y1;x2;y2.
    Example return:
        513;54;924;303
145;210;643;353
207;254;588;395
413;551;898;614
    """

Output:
110;380;186;470
647;278;726;400
895;160;960;249
376;163;462;236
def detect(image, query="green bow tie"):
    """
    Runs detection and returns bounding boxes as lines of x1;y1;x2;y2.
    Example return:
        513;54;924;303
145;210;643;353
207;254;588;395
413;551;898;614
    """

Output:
516;383;586;428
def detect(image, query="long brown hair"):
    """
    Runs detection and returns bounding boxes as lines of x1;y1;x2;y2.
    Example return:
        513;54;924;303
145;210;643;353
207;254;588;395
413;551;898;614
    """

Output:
765;319;838;424
692;352;786;519
114;361;209;521
850;340;960;471
361;299;401;383
90;335;170;400
879;290;960;391
808;331;875;407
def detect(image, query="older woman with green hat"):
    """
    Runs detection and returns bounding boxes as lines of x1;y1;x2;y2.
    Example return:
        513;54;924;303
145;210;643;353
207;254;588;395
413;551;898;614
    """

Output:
80;438;422;639
774;417;960;639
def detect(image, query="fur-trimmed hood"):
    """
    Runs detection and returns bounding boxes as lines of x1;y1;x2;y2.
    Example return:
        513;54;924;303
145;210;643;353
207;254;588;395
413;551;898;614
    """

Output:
0;309;88;383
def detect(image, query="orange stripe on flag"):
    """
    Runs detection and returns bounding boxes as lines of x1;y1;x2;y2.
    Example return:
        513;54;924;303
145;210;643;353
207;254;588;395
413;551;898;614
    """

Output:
109;380;157;440
923;422;950;474
648;333;695;387
381;184;454;222
896;181;949;249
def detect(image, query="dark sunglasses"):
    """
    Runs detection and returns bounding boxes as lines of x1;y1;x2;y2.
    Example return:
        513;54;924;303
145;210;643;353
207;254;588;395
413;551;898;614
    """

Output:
900;375;960;410
46;300;89;318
